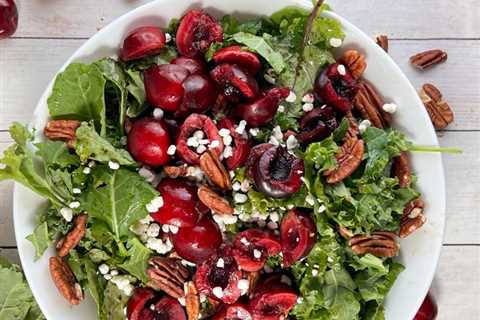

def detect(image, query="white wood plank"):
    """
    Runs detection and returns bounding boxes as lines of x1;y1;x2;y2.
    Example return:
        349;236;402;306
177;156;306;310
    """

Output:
1;131;479;246
11;0;480;39
0;39;479;130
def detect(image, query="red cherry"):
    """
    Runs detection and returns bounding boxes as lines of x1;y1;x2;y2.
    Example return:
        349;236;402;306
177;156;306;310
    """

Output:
249;281;297;320
280;209;317;267
213;45;262;75
217;118;251;170
176;10;223;58
297;106;338;143
144;64;190;111
171;216;223;264
176;73;218;117
414;293;438;320
176;114;224;164
0;0;18;39
120;26;166;61
210;64;260;103
171;56;207;75
235;87;290;127
151;179;203;227
127;287;157;320
127;117;171;166
232;229;281;272
245;143;274;179
153;296;187;320
213;303;253;320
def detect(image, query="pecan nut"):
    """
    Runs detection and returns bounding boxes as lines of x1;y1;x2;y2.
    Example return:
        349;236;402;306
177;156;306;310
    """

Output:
338;226;354;239
340;49;367;79
185;281;200;320
376;35;389;52
344;112;360;140
324;137;364;184
147;256;190;298
391;152;412;188
247;271;260;295
164;165;189;178
419;83;454;129
353;81;391;128
57;214;87;257
44;120;81;147
349;231;399;257
49;256;83;305
410;49;447;70
199;150;232;190
399;198;426;238
197;185;234;215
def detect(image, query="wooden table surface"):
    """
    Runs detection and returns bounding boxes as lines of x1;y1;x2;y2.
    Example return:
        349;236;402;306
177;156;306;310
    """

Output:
0;0;479;318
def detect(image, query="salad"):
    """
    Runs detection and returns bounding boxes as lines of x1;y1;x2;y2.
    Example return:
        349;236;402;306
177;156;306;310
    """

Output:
0;1;452;319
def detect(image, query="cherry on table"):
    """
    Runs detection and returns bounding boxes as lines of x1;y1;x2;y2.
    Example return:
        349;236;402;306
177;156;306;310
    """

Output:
120;26;166;61
0;0;18;39
414;292;438;320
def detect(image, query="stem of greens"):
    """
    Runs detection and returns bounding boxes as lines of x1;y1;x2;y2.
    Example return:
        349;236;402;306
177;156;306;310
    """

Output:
409;145;463;154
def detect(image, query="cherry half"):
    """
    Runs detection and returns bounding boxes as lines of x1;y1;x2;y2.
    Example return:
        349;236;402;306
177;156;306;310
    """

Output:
249;279;297;320
171;56;208;75
211;64;259;103
127;287;157;320
414;293;438;320
280;209;317;267
127;117;171;166
151;179;204;227
245;143;273;179
176;9;223;58
152;296;187;320
235;87;290;127
171;216;223;264
213;303;253;320
217;117;251;170
297;106;338;143
232;229;281;272
120;26;166;61
253;146;304;198
0;0;18;39
213;45;262;75
314;63;359;113
176;73;217;117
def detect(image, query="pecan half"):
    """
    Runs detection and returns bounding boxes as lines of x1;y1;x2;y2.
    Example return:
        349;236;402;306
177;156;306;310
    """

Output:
164;165;189;178
353;81;391;128
344;112;360;140
338;226;353;239
49;256;83;305
391;152;412;188
44;120;80;147
247;271;260;295
199;150;232;190
376;35;389;52
410;49;447;70
57;214;88;257
197;185;234;215
399;198;426;238
340;49;367;79
147;256;190;298
324;137;364;184
419;83;454;129
185;281;200;320
349;231;399;257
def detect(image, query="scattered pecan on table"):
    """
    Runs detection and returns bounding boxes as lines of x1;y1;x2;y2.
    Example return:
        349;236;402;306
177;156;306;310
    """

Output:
324;136;364;184
410;49;447;70
399;198;426;238
197;185;234;215
349;231;399;257
185;281;200;320
375;35;389;52
419;83;454;130
147;256;190;298
391;152;412;188
57;213;88;257
353;80;391;128
44;119;81;147
199;150;232;190
340;49;367;79
49;256;84;305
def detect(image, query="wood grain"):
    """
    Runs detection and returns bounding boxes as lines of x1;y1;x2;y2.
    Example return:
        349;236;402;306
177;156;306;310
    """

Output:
11;0;480;39
0;39;479;130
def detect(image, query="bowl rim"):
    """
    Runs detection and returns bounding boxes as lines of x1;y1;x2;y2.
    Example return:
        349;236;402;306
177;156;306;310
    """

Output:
12;0;445;319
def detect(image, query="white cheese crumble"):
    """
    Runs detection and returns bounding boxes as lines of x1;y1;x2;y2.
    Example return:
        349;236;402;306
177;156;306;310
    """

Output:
286;135;299;150
277;105;285;113
209;140;220;148
196;145;207;154
235;120;247;135
193;130;205;139
302;102;314;112
72;188;81;194
223;146;233;159
269;212;280;222
216;258;225;268
253;249;262;259
382;103;398;114
187;137;200;147
219;128;231;137
267;221;278;230
146;223;160;238
232;181;241;191
60;207;73;222
302;93;315;103
237;279;250;295
108;161;120;170
306;194;316;206
286;90;297;103
358;119;371;133
312;269;319;276
153;108;164;119
329;37;343;47
178;297;186;306
165;33;172;43
83;167;91;174
98;264;109;275
240;180;250;193
234;193;248;204
167;145;176;155
212;287;224;298
249;128;259;137
69;201;80;209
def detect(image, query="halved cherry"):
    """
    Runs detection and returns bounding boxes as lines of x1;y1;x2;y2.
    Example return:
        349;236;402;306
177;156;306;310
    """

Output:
127;287;157;320
297;106;338;143
151;179;203;227
171;56;207;75
280;209;317;267
213;45;262;75
127;117;171;166
176;9;223;58
0;0;18;39
144;64;190;111
314;63;359;113
245;143;274;179
235;87;290;127
120;26;166;61
171;216;223;264
152;296;187;320
195;250;244;304
176;114;224;164
217;118;251;170
233;229;281;272
414;293;438;320
213;303;253;320
253;146;304;198
211;64;259;103
249;282;297;320
176;73;218;117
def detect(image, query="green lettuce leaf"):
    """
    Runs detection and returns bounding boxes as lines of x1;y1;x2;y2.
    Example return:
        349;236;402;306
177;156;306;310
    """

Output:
101;282;130;320
26;222;51;260
35;140;80;168
125;69;147;117
120;238;151;283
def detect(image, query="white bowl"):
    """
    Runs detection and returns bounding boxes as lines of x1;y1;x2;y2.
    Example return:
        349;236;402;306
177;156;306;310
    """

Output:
13;0;445;319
